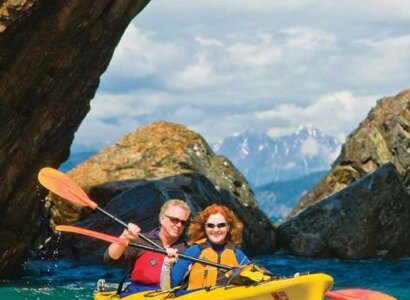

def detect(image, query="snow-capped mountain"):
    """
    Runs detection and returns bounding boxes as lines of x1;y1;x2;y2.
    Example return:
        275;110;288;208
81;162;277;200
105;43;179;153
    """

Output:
213;126;341;186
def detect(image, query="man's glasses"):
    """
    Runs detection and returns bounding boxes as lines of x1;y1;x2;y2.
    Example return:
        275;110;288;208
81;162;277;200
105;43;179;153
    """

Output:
165;215;189;226
205;222;228;229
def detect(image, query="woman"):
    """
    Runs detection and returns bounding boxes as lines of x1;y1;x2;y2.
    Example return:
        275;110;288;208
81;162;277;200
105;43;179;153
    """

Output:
160;204;250;290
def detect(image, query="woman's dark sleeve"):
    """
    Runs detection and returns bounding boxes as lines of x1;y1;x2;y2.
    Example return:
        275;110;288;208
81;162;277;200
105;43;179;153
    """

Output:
170;245;201;287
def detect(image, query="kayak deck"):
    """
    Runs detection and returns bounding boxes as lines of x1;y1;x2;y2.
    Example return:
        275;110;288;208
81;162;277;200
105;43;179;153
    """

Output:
94;273;333;300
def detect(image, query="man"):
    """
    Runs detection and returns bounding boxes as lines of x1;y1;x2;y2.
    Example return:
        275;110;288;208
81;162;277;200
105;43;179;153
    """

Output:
104;199;190;293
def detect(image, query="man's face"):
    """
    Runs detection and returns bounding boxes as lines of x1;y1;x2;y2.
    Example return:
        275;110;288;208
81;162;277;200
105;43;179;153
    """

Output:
160;206;190;239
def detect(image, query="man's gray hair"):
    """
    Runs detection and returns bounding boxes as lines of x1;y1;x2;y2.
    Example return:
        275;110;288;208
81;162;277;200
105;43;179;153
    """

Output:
159;199;190;221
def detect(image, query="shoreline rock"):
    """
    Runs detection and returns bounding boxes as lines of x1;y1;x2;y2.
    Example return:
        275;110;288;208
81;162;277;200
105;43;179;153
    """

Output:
277;163;410;259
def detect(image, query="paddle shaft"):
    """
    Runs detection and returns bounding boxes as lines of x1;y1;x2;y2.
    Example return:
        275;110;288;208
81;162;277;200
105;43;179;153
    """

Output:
59;185;164;250
38;167;164;250
95;207;164;250
128;241;234;271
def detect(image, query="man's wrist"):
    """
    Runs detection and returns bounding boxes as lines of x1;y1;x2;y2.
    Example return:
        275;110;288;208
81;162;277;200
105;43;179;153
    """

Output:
163;261;173;268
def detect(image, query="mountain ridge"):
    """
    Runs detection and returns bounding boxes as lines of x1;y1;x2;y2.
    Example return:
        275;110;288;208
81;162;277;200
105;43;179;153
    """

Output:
213;126;341;186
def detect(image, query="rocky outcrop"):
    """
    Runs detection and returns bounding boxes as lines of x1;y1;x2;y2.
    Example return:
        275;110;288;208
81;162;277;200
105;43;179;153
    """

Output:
289;89;410;217
46;121;276;258
49;121;257;226
54;173;276;262
0;0;150;277
277;163;410;258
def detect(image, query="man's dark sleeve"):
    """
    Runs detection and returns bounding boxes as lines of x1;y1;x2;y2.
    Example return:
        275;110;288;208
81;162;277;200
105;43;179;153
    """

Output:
103;246;142;268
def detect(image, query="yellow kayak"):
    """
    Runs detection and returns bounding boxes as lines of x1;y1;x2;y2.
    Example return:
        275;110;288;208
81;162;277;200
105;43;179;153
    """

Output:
94;273;333;300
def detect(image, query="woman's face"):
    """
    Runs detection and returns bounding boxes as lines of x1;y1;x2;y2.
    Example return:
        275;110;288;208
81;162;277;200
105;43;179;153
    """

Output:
205;213;229;245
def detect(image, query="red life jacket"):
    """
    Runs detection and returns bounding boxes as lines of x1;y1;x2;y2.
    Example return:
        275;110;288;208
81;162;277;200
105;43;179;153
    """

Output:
130;251;165;284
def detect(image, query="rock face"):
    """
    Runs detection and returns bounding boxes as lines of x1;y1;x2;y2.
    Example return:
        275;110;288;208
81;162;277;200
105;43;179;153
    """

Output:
50;121;257;225
277;163;410;258
281;89;410;258
0;0;150;277
47;121;276;258
289;89;410;217
56;173;276;262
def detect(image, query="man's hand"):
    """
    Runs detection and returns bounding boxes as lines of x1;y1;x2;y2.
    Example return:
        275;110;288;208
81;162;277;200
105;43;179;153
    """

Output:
120;223;141;242
108;222;141;260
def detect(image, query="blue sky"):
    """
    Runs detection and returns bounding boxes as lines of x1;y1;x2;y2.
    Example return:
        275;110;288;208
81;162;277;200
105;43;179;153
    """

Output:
72;0;410;152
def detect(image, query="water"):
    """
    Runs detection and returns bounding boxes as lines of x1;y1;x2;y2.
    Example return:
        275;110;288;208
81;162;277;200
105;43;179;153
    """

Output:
254;254;410;299
0;260;122;300
1;255;409;299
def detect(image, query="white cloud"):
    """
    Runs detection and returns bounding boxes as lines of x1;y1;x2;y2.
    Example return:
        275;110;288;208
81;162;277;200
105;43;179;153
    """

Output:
89;93;144;118
321;0;410;20
267;128;296;138
254;90;378;139
346;34;410;85
300;137;320;156
167;54;216;90
283;27;336;50
73;116;142;149
106;24;181;80
300;136;340;164
326;144;342;163
72;0;410;152
196;36;224;47
227;34;281;68
76;88;380;150
90;90;176;118
140;1;410;21
355;34;410;48
171;106;208;123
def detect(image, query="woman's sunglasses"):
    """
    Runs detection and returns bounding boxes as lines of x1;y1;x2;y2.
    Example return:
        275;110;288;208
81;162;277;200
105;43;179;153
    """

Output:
165;215;189;226
205;222;228;229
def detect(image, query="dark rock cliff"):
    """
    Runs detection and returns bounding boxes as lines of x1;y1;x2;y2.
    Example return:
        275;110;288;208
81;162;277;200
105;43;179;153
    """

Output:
278;163;410;258
0;0;150;277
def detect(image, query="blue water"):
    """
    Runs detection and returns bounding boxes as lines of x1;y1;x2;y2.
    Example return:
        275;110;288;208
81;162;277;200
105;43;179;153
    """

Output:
1;255;409;299
254;254;410;299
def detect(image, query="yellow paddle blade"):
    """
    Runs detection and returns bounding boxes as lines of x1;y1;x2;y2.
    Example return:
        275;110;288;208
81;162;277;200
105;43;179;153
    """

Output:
326;289;397;300
55;225;128;246
38;167;97;209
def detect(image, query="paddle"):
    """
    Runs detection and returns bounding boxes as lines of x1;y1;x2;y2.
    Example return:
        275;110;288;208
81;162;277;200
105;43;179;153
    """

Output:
56;225;234;271
38;167;163;250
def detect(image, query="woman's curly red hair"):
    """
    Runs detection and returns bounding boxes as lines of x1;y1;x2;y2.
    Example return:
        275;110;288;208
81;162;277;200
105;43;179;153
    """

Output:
187;204;244;247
